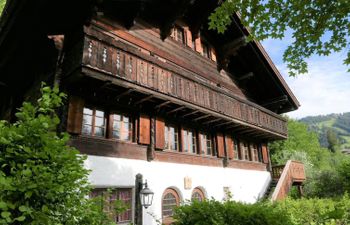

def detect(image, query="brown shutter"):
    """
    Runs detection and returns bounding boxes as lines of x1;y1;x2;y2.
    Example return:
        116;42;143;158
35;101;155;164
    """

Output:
139;114;151;145
155;117;165;149
216;133;225;158
67;96;84;134
226;135;234;159
184;27;192;48
195;38;203;54
210;47;217;62
262;143;269;164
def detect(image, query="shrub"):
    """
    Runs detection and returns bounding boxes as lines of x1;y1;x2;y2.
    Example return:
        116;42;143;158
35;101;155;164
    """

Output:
173;196;350;225
173;199;291;225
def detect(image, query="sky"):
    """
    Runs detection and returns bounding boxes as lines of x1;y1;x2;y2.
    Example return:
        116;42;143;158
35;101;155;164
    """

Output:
261;38;350;119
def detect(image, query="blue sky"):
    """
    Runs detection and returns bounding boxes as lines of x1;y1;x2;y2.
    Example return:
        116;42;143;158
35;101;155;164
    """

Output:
261;38;350;119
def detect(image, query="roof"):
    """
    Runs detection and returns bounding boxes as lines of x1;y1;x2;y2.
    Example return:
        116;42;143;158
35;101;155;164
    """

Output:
0;0;299;114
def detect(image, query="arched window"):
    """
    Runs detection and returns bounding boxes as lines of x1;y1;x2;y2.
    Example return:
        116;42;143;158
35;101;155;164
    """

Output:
162;188;180;221
191;188;205;202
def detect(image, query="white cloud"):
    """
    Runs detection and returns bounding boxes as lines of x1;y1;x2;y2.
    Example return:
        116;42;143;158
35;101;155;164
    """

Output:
262;39;350;119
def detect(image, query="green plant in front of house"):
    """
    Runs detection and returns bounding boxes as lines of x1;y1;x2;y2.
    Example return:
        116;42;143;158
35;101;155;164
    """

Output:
173;199;291;225
173;195;350;225
0;84;114;224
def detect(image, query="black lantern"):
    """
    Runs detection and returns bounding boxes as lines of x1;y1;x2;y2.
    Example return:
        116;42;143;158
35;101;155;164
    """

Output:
139;180;154;209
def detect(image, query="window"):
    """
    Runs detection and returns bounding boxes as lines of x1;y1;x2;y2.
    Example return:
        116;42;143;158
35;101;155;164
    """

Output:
91;188;133;224
172;25;185;44
242;141;250;161
191;188;205;202
111;113;133;142
183;128;197;154
162;188;180;222
200;133;213;156
201;40;210;59
165;124;179;151
250;144;259;162
82;107;106;137
234;139;240;160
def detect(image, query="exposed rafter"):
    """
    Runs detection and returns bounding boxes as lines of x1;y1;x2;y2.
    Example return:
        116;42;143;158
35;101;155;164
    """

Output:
238;72;254;81
134;95;153;105
262;95;288;108
167;106;186;114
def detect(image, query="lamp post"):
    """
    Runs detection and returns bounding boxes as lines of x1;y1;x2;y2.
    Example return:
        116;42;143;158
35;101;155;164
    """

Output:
135;174;154;225
140;180;154;209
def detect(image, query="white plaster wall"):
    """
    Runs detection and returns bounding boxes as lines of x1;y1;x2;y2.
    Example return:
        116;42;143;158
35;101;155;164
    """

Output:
85;155;271;225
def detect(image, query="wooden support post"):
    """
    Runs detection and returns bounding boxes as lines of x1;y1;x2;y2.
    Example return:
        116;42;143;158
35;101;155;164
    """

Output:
147;116;155;161
297;185;304;198
135;174;143;225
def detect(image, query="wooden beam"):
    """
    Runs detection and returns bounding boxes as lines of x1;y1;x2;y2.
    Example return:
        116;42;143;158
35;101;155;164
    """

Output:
167;106;186;114
134;95;153;105
220;36;247;57
155;100;171;109
213;121;233;128
238;72;254;81
115;89;134;101
202;118;222;125
262;95;288;107
225;123;241;129
183;110;199;117
193;114;211;121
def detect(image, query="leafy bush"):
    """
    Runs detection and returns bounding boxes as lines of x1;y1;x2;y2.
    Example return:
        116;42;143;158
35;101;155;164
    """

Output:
173;199;291;225
0;85;114;224
173;196;350;225
276;195;350;225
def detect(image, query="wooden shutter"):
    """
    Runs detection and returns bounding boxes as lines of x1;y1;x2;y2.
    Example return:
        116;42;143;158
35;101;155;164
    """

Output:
155;117;165;149
216;133;225;158
210;47;217;62
226;135;234;159
195;38;203;54
67;96;84;134
184;27;192;48
139;114;150;145
261;143;269;164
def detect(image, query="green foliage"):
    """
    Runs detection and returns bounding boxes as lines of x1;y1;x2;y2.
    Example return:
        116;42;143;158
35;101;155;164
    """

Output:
0;0;5;15
173;199;291;225
209;1;350;76
275;195;350;225
0;84;113;224
269;119;324;168
174;196;350;225
300;112;350;150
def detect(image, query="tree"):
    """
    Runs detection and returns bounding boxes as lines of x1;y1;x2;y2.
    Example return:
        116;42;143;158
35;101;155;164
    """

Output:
0;0;5;15
209;0;350;76
326;128;339;152
0;85;113;224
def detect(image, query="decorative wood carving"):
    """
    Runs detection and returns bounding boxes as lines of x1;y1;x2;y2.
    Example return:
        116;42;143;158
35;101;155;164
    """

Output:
82;35;288;137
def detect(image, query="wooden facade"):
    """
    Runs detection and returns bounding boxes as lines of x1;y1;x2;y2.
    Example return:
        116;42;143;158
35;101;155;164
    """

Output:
0;0;302;182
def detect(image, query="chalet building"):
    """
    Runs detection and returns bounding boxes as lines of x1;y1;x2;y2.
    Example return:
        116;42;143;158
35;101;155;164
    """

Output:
0;0;305;224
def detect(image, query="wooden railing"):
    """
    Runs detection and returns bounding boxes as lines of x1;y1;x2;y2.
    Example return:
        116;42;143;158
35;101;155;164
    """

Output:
271;160;306;201
81;34;287;137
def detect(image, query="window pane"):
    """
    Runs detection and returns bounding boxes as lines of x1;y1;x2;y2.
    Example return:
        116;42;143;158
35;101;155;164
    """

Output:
114;114;121;121
162;193;177;217
82;125;92;135
113;130;120;139
83;115;93;125
95;127;105;137
95;110;104;117
83;108;93;115
123;116;129;123
95;116;105;127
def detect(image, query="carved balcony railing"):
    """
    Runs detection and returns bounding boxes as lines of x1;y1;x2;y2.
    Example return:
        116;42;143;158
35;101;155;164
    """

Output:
80;33;288;137
271;160;306;201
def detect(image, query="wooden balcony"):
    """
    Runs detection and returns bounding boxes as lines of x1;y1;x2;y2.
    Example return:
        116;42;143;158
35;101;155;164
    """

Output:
271;160;306;201
67;30;288;139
